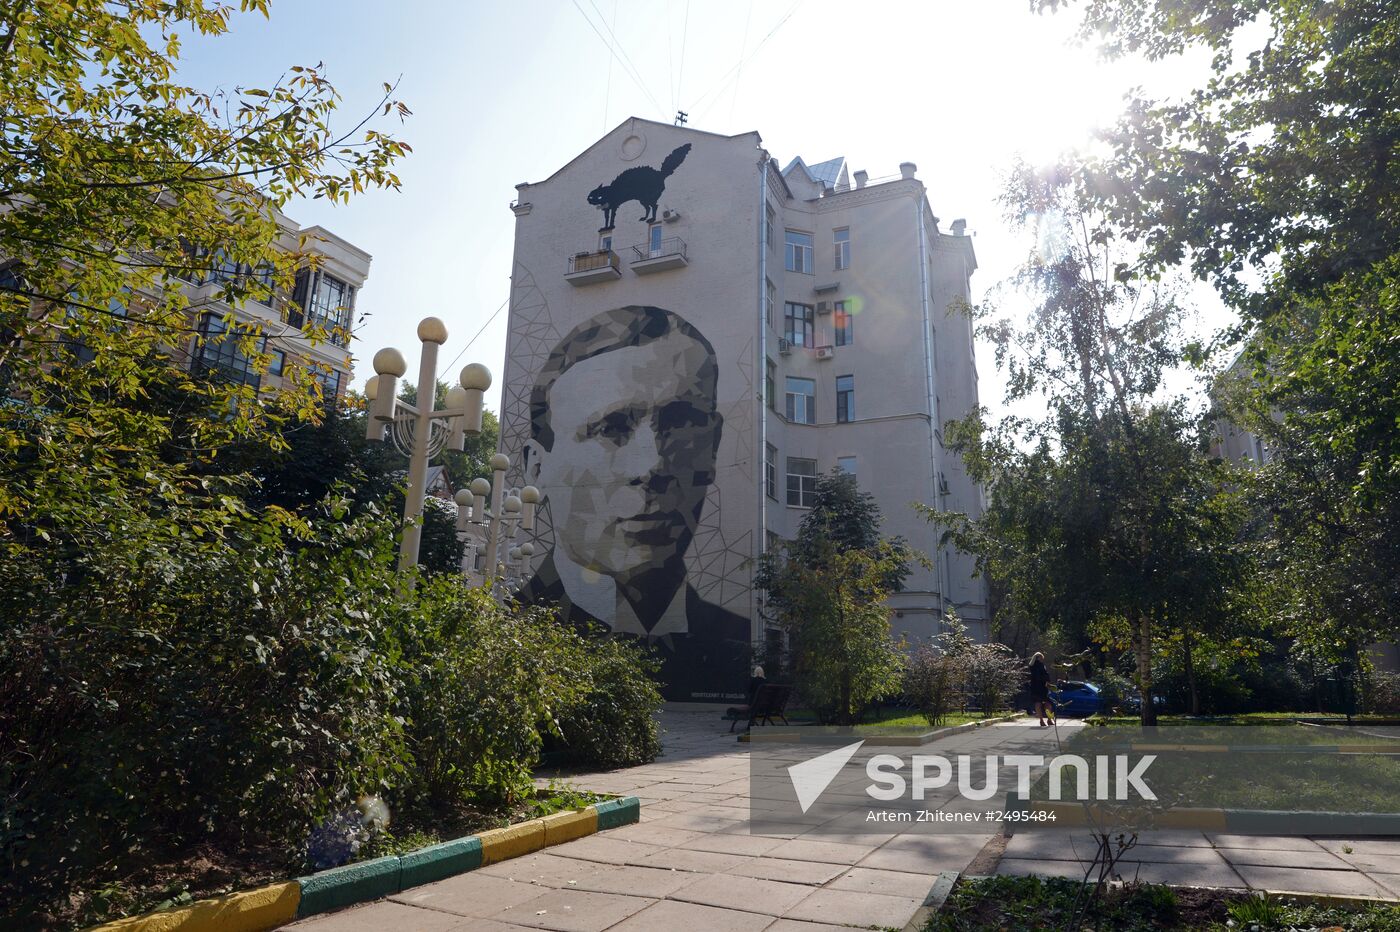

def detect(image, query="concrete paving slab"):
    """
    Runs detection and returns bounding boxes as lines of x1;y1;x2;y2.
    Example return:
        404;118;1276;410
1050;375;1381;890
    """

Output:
671;872;814;915
856;834;989;873
485;888;653;931
285;901;483;930
766;838;878;865
1217;846;1352;869
1232;864;1395;898
727;857;848;885
784;887;924;928
1316;839;1400;858
390;874;549;917
678;831;788;856
634;846;753;874
826;866;944;899
1206;834;1327;851
605;898;775;932
1121;861;1246;889
604;822;707;847
565;863;699;898
474;851;602;887
544;835;664;866
765;920;871;932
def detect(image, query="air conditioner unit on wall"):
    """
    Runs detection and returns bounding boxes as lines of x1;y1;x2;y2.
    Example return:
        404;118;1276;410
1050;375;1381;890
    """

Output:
778;338;792;355
816;301;832;315
662;208;681;222
815;345;834;360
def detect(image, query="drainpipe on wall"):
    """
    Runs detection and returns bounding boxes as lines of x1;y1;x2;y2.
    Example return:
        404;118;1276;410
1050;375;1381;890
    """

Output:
916;191;945;623
755;155;769;648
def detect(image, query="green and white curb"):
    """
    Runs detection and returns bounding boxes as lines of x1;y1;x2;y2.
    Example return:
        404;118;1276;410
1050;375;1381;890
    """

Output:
90;796;640;931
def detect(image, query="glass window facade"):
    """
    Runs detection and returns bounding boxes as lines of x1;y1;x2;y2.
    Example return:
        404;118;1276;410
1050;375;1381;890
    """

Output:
765;357;776;411
838;455;857;476
765;442;777;500
194;313;262;388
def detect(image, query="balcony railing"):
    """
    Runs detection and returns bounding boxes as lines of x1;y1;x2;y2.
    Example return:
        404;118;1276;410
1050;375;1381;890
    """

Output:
567;250;620;274
629;236;688;274
565;249;622;286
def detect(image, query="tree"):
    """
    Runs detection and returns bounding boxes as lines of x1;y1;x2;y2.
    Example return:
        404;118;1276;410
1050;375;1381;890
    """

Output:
1040;0;1400;654
931;161;1249;724
756;471;915;724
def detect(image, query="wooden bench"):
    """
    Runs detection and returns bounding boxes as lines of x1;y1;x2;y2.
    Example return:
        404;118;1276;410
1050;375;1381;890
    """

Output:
724;683;793;733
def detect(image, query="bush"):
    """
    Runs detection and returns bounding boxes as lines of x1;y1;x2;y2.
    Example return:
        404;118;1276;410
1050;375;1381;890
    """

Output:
903;613;973;726
963;641;1025;714
395;580;592;808
555;635;664;769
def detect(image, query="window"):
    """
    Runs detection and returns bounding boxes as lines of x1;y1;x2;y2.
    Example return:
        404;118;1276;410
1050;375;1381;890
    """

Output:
935;394;943;437
765;443;778;500
836;375;855;423
784;302;814;347
194;313;261;388
268;348;286;376
648;223;663;256
598;232;613;252
67;294;128;364
786;457;818;507
765;278;776;327
291;269;355;347
765;357;776;411
313;366;342;406
785;230;813;273
765;203;776;250
785;376;815;424
766;530;781;554
834;300;853;346
834;227;850;270
838;455;857;477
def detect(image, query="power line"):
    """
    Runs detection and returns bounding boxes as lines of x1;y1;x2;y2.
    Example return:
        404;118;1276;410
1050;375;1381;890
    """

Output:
577;0;666;119
601;0;616;132
730;0;755;121
676;0;691;112
442;296;508;373
693;1;800;121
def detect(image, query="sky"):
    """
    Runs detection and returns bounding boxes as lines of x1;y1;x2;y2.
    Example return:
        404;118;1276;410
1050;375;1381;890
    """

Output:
174;0;1229;420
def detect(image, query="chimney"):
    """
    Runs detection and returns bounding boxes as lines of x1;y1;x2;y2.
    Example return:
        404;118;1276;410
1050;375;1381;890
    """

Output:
899;161;917;180
951;218;967;236
854;170;868;189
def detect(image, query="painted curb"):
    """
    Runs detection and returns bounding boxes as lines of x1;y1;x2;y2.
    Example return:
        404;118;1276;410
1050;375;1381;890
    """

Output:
89;796;641;931
739;712;1026;745
900;870;960;931
91;882;300;932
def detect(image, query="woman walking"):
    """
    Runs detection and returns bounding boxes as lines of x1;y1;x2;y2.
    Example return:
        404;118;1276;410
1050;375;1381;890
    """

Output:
1029;652;1053;727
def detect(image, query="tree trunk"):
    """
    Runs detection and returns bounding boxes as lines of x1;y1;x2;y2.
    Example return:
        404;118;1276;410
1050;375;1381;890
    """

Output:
1134;614;1157;726
839;668;853;726
1183;626;1199;716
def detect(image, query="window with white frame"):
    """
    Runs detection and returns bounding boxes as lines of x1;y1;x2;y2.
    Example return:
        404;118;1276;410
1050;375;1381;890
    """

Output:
834;227;850;270
785;230;813;273
785;376;815;424
765;203;776;250
765;442;778;499
838;455;857;477
648;223;663;256
765;357;776;411
766;278;776;327
786;457;818;507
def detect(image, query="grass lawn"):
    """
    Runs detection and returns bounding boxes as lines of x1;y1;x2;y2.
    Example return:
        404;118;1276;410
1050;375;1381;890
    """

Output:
927;875;1400;931
863;709;1021;730
1086;711;1400;726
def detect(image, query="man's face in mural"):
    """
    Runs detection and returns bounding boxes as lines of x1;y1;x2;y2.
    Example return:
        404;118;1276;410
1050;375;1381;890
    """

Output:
530;330;720;582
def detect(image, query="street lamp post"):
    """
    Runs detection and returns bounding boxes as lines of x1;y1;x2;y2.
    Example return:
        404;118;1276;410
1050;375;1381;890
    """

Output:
364;316;492;573
453;454;539;592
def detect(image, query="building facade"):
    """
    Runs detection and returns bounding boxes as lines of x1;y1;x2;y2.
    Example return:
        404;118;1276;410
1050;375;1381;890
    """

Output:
499;118;987;701
177;214;370;402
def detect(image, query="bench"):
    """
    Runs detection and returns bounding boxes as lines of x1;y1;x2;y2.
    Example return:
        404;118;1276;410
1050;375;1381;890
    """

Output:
724;683;793;733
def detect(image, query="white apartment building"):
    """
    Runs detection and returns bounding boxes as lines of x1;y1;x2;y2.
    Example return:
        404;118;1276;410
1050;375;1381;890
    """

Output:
499;117;987;701
177;213;370;400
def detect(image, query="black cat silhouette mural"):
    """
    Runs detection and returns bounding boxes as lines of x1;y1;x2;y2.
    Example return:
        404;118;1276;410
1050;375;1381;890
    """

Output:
587;143;691;231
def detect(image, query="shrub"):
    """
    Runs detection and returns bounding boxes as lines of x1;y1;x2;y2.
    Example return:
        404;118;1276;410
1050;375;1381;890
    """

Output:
903;613;973;726
963;641;1025;714
555;635;664;769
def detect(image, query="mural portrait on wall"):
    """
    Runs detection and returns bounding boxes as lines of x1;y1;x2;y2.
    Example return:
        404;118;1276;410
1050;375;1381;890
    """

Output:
515;305;749;698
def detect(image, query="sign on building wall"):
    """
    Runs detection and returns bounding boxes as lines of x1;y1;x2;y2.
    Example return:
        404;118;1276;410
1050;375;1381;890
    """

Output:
500;124;759;702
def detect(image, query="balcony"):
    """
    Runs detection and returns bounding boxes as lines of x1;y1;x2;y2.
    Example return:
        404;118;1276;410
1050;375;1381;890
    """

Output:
565;249;622;286
629;236;688;275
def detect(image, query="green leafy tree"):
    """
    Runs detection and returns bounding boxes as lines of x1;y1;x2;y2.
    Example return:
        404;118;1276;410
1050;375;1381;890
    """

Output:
931;161;1249;724
1039;0;1400;657
756;471;915;724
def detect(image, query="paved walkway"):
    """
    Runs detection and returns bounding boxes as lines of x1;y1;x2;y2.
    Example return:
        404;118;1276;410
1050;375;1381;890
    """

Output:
287;711;1400;931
